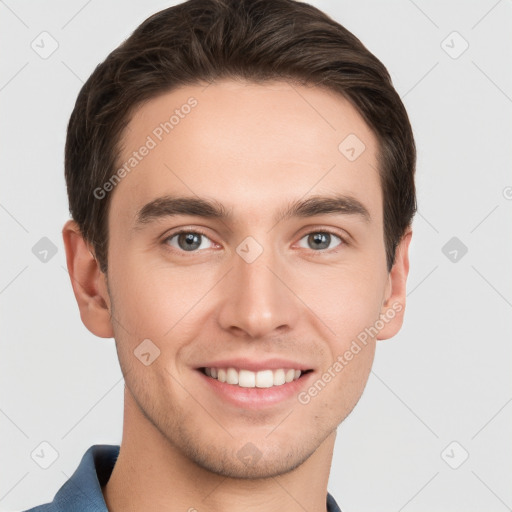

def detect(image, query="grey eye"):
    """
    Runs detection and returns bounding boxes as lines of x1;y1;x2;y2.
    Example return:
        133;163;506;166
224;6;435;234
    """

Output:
166;232;213;252
298;232;342;251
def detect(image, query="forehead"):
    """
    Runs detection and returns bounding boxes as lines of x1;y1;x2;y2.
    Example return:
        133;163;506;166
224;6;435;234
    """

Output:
110;79;382;227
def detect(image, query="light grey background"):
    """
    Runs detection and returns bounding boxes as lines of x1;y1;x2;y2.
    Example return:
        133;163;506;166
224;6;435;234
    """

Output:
1;1;511;511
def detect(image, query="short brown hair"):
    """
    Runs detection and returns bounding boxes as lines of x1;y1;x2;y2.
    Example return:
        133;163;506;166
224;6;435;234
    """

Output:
65;0;416;273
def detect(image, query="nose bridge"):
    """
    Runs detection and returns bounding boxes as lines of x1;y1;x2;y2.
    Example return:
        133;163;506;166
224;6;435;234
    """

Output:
216;235;299;338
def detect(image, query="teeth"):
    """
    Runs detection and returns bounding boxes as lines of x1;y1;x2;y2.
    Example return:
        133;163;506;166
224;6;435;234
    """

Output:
203;367;304;388
274;369;285;386
239;369;256;388
255;369;273;388
226;367;239;385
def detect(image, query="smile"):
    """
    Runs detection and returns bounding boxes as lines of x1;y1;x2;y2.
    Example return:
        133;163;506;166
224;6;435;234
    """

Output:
201;367;308;388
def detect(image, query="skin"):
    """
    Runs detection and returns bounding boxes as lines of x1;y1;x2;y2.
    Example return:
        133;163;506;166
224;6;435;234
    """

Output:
63;79;411;512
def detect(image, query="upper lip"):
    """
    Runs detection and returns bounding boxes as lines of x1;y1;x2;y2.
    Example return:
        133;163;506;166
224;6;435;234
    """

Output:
196;358;313;372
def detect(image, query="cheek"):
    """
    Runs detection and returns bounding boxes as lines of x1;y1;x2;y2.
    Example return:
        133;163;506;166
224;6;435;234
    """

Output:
108;251;168;321
293;262;386;346
297;336;375;430
108;253;223;346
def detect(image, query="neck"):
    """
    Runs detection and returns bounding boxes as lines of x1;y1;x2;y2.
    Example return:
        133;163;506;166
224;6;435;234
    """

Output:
103;388;336;512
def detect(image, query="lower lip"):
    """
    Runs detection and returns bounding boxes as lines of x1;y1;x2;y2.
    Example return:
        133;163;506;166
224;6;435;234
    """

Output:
196;370;314;410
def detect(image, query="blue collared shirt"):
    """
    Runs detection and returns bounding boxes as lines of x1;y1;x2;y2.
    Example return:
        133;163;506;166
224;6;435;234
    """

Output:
23;445;342;511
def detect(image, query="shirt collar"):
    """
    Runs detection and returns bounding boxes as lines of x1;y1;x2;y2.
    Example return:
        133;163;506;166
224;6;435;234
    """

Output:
49;444;117;511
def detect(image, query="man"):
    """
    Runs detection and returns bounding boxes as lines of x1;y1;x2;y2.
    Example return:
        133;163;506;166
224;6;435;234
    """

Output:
25;0;415;510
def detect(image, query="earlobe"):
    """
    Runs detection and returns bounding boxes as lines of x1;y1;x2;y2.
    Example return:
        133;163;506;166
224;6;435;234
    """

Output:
62;220;114;338
377;230;412;341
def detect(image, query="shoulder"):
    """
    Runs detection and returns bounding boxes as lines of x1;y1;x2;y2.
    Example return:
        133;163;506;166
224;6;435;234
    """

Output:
20;444;120;512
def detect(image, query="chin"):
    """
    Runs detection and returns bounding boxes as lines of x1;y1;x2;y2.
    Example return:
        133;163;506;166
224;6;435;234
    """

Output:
188;442;313;480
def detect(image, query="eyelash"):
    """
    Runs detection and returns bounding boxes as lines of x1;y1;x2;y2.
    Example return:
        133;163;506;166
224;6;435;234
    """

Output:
162;228;348;256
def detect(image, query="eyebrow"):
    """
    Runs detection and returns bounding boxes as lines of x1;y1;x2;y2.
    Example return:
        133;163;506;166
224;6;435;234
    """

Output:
135;193;371;227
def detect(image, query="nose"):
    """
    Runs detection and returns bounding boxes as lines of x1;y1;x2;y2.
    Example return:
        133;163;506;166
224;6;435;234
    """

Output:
216;240;300;339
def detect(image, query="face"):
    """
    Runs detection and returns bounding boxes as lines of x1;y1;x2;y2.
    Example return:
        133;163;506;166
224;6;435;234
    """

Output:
75;80;409;479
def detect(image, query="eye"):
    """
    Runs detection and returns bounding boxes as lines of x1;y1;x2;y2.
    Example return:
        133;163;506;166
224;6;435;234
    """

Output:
164;230;214;252
297;231;344;251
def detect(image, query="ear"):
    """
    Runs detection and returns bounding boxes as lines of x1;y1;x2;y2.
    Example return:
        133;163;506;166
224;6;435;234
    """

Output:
377;230;412;340
62;220;114;338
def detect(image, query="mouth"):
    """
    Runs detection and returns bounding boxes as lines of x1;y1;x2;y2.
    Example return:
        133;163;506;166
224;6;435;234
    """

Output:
198;367;314;389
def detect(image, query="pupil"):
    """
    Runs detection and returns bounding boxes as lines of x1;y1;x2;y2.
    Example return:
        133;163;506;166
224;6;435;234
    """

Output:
179;233;201;251
309;232;329;250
